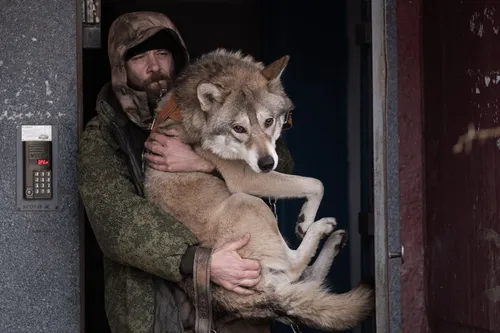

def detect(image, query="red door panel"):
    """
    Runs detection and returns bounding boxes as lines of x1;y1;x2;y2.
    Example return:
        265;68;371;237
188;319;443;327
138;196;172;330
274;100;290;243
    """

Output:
422;1;500;332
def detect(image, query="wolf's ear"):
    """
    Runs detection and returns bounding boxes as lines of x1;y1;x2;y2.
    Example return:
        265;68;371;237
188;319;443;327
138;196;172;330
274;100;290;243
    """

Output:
261;55;290;82
197;82;225;112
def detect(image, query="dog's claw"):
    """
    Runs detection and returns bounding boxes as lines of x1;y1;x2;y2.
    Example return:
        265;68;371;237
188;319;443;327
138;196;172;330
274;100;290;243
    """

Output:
319;217;337;237
296;224;306;239
332;229;348;250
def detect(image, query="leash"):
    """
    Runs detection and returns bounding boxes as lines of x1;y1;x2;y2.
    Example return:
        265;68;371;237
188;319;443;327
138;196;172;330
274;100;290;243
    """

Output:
268;197;278;221
193;247;215;333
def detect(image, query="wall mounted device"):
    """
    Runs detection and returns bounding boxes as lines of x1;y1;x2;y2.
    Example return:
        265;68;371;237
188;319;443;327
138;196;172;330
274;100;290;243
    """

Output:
16;125;59;211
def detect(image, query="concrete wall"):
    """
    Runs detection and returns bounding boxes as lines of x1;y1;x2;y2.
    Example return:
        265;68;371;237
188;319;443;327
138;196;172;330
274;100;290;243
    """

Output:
0;0;81;332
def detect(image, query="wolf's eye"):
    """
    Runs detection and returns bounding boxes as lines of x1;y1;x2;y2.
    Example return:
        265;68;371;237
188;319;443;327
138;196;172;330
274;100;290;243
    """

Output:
233;125;246;133
264;118;274;127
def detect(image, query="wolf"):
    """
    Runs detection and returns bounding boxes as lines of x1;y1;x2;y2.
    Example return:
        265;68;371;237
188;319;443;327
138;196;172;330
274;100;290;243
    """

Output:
144;48;374;331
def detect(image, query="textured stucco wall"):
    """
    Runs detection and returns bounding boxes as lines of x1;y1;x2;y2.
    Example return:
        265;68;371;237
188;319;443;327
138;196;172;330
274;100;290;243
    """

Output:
0;0;81;332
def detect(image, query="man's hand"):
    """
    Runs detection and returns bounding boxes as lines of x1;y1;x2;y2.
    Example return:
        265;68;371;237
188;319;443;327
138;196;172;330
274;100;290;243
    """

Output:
144;130;214;173
210;233;261;295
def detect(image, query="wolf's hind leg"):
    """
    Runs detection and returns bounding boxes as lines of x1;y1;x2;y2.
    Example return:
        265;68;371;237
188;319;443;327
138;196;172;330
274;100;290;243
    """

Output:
287;217;337;281
300;229;348;282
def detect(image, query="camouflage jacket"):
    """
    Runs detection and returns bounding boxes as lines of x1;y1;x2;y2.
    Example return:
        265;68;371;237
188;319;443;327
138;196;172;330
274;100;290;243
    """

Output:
77;11;294;333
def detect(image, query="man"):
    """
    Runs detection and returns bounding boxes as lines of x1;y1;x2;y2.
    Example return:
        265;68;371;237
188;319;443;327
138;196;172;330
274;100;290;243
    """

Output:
77;11;294;333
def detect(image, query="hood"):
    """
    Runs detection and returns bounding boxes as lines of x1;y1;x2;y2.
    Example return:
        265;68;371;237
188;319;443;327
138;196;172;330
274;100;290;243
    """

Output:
107;11;190;129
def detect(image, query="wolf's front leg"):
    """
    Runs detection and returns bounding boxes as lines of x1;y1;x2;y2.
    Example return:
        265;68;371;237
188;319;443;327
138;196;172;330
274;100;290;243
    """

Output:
223;168;324;238
197;149;327;237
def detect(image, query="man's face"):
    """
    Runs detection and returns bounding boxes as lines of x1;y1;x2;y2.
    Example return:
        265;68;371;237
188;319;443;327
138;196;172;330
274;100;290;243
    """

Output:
125;49;175;103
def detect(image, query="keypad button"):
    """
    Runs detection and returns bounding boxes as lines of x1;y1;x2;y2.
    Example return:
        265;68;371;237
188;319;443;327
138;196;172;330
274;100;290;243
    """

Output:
34;172;39;176
35;189;39;194
46;189;51;194
35;178;39;182
47;183;51;188
47;177;51;182
47;171;51;176
40;183;45;188
40;172;45;176
40;178;44;182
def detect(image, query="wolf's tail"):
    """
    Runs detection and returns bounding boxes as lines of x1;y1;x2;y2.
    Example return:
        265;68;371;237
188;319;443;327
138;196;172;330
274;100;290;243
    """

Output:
274;281;374;331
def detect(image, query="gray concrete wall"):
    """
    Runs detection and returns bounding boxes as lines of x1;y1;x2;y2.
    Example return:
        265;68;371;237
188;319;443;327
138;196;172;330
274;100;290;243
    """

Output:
0;0;81;332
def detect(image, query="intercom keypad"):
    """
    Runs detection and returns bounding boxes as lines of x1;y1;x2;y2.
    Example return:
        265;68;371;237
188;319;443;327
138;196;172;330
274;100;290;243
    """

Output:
33;170;52;198
23;140;53;200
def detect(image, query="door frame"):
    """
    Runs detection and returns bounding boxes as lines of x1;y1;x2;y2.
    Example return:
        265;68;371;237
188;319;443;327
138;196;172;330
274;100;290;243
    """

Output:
371;0;391;330
372;0;430;332
372;0;432;332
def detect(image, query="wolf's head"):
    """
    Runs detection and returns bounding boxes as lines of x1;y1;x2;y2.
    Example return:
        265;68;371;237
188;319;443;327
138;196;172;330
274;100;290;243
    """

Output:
174;49;294;173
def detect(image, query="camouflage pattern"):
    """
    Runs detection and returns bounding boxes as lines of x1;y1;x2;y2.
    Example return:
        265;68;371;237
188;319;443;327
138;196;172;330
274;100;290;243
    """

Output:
78;113;200;333
78;11;295;333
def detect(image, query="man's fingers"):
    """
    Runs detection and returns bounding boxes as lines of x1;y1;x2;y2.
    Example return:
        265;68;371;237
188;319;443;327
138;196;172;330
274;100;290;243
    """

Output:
145;142;167;156
149;132;171;145
241;268;261;280
143;153;165;165
147;162;169;172
238;277;261;288
231;286;256;295
240;258;261;271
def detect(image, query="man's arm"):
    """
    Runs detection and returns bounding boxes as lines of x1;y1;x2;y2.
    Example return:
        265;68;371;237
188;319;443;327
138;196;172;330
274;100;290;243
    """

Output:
79;119;261;292
78;119;199;282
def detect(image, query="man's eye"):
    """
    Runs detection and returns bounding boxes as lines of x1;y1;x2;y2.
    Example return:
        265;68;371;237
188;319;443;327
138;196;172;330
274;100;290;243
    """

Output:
131;55;144;61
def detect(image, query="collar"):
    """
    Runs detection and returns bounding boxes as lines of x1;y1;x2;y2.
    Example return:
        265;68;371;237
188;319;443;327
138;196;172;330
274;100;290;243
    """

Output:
150;95;182;134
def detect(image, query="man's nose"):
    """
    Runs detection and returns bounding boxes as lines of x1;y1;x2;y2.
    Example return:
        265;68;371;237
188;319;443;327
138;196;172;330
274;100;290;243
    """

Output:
146;53;160;72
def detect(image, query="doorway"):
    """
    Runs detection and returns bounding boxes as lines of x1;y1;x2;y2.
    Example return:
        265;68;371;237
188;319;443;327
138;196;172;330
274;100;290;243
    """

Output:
80;1;374;332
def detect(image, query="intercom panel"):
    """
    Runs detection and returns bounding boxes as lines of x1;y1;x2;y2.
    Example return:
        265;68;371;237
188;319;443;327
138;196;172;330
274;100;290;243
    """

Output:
16;125;59;211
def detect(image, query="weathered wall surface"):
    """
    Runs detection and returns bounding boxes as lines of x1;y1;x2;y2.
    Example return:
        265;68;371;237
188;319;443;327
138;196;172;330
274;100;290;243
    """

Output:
0;0;81;332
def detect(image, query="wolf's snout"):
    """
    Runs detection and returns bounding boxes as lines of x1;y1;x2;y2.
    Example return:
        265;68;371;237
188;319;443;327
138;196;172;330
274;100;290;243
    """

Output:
258;156;275;172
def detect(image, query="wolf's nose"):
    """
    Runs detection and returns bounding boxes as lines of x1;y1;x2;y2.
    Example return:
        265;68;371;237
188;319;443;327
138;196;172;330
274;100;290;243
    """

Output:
258;156;274;172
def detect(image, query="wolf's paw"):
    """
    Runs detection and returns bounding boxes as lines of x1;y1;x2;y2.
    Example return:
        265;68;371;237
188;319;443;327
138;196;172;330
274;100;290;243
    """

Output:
331;229;348;251
295;217;314;239
295;222;307;239
315;217;337;237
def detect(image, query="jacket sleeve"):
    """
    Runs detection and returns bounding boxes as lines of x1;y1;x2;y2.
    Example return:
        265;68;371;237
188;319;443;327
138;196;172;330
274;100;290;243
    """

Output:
77;118;199;282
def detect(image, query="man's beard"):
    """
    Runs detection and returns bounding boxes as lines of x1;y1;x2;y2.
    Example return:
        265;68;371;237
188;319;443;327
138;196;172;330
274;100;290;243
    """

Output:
132;71;174;110
144;72;173;110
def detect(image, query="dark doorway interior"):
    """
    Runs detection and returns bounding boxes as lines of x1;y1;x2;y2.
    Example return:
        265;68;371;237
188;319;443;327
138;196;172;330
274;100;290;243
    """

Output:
81;1;373;332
